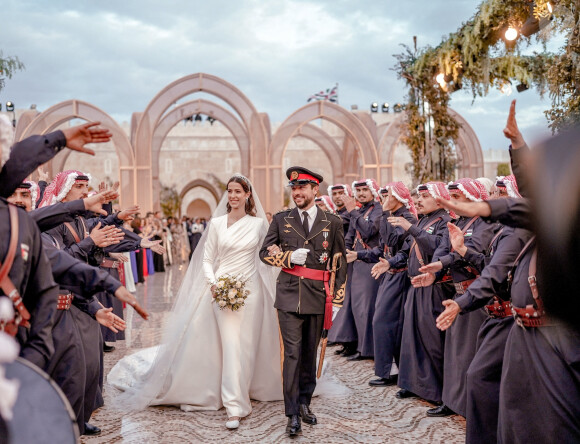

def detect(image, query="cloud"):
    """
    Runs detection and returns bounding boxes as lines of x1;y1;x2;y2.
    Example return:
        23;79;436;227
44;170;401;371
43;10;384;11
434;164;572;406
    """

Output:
0;0;555;152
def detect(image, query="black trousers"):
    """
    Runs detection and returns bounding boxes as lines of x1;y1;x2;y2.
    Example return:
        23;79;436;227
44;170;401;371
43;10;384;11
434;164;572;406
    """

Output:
277;310;324;416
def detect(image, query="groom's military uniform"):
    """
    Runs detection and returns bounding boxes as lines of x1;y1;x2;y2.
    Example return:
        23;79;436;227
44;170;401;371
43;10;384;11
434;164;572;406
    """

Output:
260;167;347;425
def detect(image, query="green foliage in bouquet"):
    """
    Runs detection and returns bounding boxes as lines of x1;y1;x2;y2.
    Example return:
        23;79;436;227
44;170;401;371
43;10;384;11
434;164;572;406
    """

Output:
212;274;250;311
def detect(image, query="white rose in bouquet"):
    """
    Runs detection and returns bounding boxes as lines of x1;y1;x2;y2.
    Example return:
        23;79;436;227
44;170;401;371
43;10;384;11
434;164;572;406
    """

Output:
218;300;227;307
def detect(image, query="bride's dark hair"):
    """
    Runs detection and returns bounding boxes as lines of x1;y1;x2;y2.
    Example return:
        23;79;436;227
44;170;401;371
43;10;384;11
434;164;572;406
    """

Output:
226;175;256;216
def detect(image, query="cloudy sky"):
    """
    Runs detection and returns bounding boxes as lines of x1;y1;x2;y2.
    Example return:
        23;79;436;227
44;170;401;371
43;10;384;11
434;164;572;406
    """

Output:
1;0;559;150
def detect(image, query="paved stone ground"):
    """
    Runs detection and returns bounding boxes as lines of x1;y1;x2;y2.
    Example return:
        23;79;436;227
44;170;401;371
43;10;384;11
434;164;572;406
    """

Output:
84;265;466;443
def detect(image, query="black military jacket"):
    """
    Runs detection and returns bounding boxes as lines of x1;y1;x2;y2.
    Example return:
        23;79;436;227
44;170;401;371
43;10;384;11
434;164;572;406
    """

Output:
260;206;347;314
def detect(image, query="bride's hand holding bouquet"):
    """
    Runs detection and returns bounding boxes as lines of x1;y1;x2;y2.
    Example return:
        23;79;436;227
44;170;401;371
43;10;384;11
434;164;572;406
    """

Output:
210;274;250;311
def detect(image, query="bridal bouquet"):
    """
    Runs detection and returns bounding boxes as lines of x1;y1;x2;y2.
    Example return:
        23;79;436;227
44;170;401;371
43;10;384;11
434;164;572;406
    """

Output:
211;274;250;311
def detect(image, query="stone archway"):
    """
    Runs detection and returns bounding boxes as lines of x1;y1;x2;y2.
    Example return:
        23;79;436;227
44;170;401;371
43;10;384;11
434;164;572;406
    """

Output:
179;178;221;217
16;100;136;207
268;101;378;210
133;73;268;211
151;99;249;210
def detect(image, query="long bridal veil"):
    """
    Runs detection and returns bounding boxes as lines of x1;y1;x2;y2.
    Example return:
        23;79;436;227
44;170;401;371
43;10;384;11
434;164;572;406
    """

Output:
110;174;279;410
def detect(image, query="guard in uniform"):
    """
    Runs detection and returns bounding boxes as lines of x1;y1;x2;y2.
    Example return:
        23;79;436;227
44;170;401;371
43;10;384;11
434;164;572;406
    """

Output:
327;183;357;355
344;179;383;360
416;178;496;417
260;167;346;437
360;182;417;387
393;182;455;404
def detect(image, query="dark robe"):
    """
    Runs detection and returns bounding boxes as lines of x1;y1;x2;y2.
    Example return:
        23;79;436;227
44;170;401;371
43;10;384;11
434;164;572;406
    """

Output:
433;216;496;416
396;209;453;402
328;208;357;344
358;206;417;378
344;200;382;357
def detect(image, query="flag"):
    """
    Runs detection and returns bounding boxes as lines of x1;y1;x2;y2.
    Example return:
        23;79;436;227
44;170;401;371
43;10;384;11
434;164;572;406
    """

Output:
307;84;338;103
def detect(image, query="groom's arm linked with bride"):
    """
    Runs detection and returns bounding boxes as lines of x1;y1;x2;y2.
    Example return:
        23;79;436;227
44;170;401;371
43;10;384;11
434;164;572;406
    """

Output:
259;186;347;436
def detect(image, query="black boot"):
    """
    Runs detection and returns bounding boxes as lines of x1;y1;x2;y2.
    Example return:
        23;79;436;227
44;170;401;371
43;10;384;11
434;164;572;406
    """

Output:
286;415;302;436
299;404;317;425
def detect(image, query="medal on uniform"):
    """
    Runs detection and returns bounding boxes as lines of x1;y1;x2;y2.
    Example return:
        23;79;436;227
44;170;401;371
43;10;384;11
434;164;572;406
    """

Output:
319;252;329;263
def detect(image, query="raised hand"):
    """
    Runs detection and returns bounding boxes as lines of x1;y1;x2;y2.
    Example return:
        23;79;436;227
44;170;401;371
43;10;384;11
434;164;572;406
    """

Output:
114;286;149;320
140;237;166;255
448;222;467;256
90;222;125;247
83;190;119;215
61;122;112;155
419;261;443;274
340;194;357;212
436;300;461;331
117;205;140;221
387;216;412;231
371;257;390;279
410;272;436;288
503;100;526;149
37;166;49;182
434;197;490;218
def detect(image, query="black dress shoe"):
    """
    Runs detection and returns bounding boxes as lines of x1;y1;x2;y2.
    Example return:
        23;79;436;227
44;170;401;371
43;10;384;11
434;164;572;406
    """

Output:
426;404;454;417
369;376;398;387
103;344;115;353
286;415;302;436
83;423;101;436
395;389;417;399
299;404;317;425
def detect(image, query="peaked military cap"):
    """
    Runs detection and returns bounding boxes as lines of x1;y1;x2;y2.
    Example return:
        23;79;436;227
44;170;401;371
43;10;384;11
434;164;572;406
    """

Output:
286;166;323;186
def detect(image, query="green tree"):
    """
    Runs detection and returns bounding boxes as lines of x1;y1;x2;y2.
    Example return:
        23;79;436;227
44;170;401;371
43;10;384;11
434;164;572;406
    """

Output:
0;51;24;93
497;163;511;176
160;184;182;218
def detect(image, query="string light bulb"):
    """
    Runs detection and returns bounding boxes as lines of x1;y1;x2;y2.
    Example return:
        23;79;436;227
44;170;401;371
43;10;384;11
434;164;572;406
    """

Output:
505;27;518;41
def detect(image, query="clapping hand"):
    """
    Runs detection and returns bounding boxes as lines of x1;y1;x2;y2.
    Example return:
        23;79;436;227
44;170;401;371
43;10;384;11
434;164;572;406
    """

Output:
61;122;112;155
90;222;125;247
435;300;461;331
346;249;358;263
340;194;357;212
371;258;391;279
410;272;436;288
448;223;467;256
140;237;166;255
387;216;412;231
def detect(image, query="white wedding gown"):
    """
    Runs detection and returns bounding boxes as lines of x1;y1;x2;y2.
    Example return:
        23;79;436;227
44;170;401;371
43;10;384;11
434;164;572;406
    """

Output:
108;214;283;417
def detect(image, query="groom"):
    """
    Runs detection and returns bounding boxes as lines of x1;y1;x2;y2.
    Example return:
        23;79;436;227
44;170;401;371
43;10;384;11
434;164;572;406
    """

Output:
260;166;347;437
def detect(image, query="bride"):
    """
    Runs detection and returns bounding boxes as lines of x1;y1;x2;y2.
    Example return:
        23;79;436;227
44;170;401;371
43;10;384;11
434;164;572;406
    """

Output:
108;174;283;429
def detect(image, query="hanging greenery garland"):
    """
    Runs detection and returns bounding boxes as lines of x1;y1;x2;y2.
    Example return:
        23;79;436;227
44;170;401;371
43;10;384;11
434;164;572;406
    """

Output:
394;0;579;184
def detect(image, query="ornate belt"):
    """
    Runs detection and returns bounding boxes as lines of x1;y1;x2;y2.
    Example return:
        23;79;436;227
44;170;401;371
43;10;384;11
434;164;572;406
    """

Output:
57;293;74;311
454;279;476;295
101;258;119;269
484;297;512;319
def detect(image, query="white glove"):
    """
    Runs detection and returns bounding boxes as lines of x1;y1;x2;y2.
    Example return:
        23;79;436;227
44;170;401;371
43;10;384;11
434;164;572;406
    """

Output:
291;248;309;265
